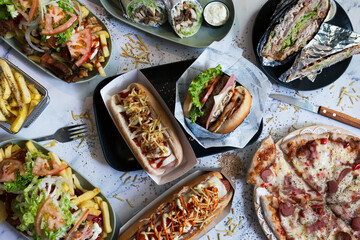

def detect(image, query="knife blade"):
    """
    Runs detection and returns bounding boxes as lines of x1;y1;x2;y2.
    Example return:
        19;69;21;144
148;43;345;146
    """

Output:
270;94;360;129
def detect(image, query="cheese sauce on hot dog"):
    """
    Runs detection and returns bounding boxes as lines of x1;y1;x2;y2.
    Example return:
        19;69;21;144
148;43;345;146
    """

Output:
114;87;176;170
132;176;230;240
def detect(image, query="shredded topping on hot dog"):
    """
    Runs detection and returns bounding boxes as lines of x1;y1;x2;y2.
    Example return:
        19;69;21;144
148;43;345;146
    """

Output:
133;179;225;240
118;87;175;169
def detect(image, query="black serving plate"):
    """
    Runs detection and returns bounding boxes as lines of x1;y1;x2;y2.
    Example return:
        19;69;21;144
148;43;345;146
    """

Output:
252;0;353;91
93;59;263;172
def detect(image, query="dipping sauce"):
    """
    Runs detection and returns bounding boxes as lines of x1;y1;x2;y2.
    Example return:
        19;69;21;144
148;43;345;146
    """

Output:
204;2;229;27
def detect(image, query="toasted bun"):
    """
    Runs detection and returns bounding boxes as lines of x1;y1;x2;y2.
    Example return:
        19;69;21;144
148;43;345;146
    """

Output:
183;92;193;119
215;85;252;134
109;83;183;176
118;172;234;240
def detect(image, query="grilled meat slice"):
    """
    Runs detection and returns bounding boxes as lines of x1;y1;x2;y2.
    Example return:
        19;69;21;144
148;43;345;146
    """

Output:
40;53;75;82
0;18;19;36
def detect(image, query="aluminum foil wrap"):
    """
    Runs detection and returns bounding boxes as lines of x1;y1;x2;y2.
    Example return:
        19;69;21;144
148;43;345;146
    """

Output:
280;23;360;82
120;0;167;27
175;41;271;148
163;0;203;38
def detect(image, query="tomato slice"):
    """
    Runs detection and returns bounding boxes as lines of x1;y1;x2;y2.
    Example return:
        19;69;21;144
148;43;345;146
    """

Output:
66;29;92;67
28;0;39;23
32;156;68;176
201;75;221;104
41;6;78;36
35;197;66;236
0;159;25;182
65;209;89;240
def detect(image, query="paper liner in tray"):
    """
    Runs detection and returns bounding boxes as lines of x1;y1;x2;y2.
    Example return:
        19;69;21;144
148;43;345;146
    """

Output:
253;125;359;239
175;41;272;149
118;169;235;239
100;69;197;185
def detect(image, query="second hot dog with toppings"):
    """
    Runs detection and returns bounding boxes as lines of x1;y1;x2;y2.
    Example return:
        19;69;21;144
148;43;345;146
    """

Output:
118;171;233;240
109;83;183;176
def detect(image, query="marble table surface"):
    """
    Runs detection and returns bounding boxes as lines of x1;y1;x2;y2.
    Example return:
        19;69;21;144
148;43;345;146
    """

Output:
0;0;360;239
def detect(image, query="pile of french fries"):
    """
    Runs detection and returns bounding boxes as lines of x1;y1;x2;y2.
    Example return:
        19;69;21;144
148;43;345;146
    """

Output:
0;141;113;237
0;59;43;133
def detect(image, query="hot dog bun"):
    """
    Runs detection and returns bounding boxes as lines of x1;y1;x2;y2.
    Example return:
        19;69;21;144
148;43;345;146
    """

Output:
109;83;183;176
118;171;233;240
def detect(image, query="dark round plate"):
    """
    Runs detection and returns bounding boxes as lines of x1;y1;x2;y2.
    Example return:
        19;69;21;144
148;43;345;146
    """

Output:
252;0;353;91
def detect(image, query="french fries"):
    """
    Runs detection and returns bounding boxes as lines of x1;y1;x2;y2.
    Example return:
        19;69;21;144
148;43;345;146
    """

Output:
0;201;7;223
80;6;90;19
0;59;43;133
0;148;4;162
10;103;28;133
0;73;11;100
99;32;110;58
0;59;22;108
100;201;112;233
88;207;102;216
72;187;100;206
13;70;31;104
25;141;37;154
4;144;12;158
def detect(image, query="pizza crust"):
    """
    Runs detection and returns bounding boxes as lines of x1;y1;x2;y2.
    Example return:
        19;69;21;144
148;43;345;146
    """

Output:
260;195;286;240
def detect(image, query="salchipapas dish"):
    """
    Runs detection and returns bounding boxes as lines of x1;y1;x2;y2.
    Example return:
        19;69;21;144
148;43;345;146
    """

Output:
183;65;252;134
247;132;360;239
0;141;113;239
119;171;233;240
109;83;183;175
0;0;110;82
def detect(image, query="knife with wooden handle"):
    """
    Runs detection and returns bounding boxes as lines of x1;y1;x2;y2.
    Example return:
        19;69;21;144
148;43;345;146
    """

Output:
270;94;360;129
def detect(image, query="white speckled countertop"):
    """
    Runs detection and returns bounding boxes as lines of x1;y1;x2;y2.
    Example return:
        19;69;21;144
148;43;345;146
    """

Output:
0;0;359;239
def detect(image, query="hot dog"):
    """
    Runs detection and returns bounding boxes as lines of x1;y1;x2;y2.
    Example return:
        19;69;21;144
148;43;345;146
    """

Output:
109;83;183;176
119;172;233;240
183;65;252;134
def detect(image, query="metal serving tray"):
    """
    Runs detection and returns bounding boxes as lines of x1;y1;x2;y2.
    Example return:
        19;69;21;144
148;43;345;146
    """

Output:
0;58;49;134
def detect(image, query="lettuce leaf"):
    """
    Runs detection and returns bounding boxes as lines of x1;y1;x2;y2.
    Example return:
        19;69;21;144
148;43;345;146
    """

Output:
188;64;222;123
13;176;43;233
0;0;18;20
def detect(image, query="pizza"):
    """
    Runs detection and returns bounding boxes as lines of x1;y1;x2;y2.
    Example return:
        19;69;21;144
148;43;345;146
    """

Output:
247;130;360;240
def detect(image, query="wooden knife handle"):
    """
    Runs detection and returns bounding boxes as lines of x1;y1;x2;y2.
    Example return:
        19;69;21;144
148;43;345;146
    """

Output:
318;106;360;129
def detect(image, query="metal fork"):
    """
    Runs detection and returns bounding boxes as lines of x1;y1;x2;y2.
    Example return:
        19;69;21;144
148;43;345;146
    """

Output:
32;124;88;143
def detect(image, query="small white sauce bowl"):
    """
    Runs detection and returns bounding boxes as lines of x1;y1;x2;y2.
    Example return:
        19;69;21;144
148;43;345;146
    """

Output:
203;1;230;27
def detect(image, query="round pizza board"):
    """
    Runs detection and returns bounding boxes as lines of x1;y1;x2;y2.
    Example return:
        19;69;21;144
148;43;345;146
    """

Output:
253;125;359;239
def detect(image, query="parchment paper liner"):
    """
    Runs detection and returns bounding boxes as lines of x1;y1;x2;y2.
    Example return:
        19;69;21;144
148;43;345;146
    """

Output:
175;41;271;149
